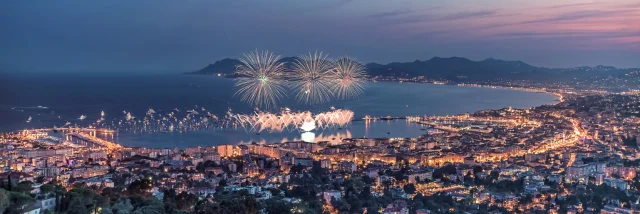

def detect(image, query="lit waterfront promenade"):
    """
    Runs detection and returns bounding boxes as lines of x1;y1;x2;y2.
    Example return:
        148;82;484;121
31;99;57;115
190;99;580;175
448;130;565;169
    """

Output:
17;127;122;150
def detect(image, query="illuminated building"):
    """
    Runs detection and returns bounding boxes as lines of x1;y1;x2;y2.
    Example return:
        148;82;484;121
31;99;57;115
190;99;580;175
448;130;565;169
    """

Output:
217;144;236;157
323;190;341;204
320;159;331;168
604;178;629;190
337;161;356;173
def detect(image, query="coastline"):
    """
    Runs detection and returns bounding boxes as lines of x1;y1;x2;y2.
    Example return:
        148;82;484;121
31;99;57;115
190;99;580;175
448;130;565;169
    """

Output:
191;73;566;105
1;75;561;135
370;79;565;105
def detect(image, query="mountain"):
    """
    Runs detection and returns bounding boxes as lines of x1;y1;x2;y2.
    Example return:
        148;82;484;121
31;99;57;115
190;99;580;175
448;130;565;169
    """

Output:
188;57;298;75
187;58;241;75
365;57;558;81
188;56;638;84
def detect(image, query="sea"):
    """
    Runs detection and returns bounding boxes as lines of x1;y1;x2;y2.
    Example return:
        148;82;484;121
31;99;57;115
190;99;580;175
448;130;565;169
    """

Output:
0;72;557;148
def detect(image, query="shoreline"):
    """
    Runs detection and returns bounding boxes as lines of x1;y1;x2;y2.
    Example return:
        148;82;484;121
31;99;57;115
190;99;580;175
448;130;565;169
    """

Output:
1;78;563;135
370;79;565;104
195;73;567;104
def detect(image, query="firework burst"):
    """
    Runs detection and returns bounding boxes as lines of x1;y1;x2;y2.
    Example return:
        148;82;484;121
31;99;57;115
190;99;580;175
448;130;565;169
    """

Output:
331;57;367;100
230;108;353;132
291;51;335;105
234;50;288;109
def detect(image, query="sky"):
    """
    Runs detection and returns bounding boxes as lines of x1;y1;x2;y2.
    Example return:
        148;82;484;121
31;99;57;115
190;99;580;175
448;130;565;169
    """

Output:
1;0;639;72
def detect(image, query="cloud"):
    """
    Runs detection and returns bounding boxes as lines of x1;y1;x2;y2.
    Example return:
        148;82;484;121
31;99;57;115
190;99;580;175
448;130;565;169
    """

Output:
545;2;596;9
439;10;497;21
306;0;356;10
495;31;640;40
368;9;414;19
520;10;611;24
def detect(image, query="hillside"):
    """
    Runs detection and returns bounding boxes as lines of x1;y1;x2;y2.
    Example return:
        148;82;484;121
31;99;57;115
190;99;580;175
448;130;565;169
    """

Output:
188;56;639;89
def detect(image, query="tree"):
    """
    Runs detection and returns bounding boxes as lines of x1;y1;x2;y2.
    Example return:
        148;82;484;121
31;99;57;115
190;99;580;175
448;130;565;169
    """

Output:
403;183;417;194
94;195;110;209
346;197;363;213
100;207;114;214
473;166;484;175
218;179;228;187
40;184;55;195
175;192;198;211
127;179;153;196
413;201;424;210
67;197;88;214
367;204;381;214
0;189;9;214
131;199;164;214
9;191;35;211
15;181;33;194
490;170;500;180
290;164;305;174
269;188;281;197
111;199;134;214
360;186;373;200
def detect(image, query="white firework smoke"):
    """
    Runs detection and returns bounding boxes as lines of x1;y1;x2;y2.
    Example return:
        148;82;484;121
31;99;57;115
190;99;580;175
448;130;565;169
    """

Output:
234;50;288;109
230;108;353;132
331;57;367;100
291;51;335;105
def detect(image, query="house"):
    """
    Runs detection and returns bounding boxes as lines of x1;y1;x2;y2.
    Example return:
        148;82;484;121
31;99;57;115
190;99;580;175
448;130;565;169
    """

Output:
323;190;342;204
38;198;56;212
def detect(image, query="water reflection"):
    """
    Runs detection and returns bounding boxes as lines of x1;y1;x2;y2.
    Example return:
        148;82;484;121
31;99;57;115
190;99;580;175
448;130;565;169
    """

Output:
110;120;425;148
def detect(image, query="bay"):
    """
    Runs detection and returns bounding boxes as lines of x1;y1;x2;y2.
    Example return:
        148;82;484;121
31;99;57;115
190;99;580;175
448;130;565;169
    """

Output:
0;72;557;147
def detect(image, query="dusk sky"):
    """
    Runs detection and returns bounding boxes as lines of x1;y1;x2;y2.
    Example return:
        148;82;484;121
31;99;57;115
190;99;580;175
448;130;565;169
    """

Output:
2;0;639;72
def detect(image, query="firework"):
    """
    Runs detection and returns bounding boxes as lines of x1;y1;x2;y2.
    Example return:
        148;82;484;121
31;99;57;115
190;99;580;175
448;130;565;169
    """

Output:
230;108;353;132
291;51;335;105
331;57;367;100
234;50;288;109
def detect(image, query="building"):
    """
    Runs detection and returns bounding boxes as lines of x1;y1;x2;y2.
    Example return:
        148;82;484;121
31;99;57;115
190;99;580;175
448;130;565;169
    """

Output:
323;190;342;203
320;159;331;168
566;164;597;182
293;158;313;167
407;170;433;183
382;200;409;214
203;152;221;164
604;178;629;190
606;166;636;180
38;198;56;212
601;205;633;214
239;145;249;155
217;145;235;157
415;209;430;214
594;172;606;185
184;146;203;156
337;161;356;173
228;162;237;173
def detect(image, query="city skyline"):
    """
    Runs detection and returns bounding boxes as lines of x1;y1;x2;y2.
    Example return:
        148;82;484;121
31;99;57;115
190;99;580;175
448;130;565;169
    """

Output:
2;0;640;72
